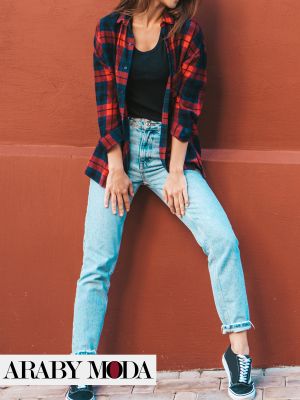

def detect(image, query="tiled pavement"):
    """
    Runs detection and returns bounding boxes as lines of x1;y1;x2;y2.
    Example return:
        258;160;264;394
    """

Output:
1;367;300;399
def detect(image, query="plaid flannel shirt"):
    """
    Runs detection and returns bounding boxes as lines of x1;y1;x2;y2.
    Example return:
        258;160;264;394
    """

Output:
85;9;208;188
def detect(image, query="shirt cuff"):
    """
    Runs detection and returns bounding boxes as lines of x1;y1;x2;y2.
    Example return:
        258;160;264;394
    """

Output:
98;125;124;151
170;122;192;142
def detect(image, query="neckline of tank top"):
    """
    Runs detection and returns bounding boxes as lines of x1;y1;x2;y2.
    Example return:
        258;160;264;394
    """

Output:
129;19;164;55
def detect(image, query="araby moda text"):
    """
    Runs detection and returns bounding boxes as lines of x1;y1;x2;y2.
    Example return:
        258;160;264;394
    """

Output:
3;360;152;380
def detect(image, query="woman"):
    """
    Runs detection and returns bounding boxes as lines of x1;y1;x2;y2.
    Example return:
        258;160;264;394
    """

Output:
66;1;256;399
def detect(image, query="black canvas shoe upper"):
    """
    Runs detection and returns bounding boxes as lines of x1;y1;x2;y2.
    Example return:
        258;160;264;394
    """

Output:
65;384;95;400
223;344;255;395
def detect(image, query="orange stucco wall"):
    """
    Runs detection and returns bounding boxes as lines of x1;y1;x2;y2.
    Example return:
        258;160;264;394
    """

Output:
0;0;300;370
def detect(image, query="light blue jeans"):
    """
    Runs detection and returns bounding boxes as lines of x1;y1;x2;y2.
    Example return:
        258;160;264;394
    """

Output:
71;117;255;355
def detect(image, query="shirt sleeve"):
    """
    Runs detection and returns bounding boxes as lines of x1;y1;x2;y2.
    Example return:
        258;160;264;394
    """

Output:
170;22;208;142
93;20;123;152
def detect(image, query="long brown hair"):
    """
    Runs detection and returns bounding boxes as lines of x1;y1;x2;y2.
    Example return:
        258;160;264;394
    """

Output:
113;0;200;38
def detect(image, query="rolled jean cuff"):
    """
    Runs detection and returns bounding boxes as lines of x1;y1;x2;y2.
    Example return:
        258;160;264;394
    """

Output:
71;350;97;355
221;320;255;335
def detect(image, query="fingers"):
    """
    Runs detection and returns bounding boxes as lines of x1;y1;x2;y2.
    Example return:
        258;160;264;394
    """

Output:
107;191;128;216
165;190;188;218
105;182;134;216
164;188;177;215
117;193;124;216
173;192;185;218
104;188;111;208
167;194;175;214
163;188;169;205
129;182;134;197
173;194;180;217
178;192;186;217
123;192;131;213
110;192;117;215
183;186;189;208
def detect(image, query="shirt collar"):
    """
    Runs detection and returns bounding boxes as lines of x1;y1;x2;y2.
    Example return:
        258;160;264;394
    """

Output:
116;9;175;26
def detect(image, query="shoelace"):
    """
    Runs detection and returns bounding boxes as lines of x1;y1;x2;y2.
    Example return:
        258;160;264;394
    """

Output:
71;385;90;391
237;354;252;384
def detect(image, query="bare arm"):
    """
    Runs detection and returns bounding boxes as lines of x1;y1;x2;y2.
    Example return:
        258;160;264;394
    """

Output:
93;19;134;216
104;144;134;217
163;21;207;218
163;137;189;218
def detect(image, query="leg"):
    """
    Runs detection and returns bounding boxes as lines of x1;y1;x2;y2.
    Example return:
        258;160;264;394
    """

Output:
71;178;141;354
229;331;249;355
148;167;255;337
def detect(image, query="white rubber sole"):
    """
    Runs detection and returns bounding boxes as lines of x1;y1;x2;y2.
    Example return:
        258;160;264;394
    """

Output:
222;354;256;400
65;391;95;400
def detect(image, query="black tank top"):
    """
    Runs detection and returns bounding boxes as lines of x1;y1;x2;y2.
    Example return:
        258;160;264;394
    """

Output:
125;19;169;122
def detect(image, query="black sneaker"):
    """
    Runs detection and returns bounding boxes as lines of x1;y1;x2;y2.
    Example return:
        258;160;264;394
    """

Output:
222;344;256;399
65;385;95;400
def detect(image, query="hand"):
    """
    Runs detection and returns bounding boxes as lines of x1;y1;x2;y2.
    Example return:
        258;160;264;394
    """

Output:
162;170;189;218
104;167;134;216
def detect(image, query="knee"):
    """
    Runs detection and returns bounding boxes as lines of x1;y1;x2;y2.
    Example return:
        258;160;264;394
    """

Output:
77;269;111;294
208;228;239;254
224;230;239;248
77;259;114;288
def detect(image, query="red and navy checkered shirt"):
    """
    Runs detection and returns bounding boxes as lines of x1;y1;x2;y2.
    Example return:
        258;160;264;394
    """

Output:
85;9;208;188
